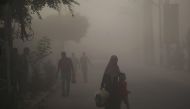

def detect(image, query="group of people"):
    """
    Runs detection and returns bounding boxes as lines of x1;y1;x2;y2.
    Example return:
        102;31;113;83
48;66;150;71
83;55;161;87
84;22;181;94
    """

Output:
58;52;130;109
10;47;130;109
11;47;130;109
100;55;130;109
57;51;91;96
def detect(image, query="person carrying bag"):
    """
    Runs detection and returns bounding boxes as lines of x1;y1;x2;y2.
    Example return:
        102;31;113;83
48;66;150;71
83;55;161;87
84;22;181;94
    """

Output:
96;55;130;109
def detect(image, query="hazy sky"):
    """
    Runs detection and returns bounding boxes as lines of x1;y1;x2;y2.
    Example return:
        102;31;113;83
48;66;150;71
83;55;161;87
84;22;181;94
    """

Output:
29;0;145;67
34;1;135;59
14;0;190;66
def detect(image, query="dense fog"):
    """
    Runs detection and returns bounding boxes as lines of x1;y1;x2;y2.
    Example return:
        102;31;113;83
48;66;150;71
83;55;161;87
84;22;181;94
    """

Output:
1;0;190;109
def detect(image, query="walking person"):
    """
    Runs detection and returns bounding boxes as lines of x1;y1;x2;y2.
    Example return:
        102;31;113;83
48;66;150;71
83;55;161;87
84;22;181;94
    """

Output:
57;52;74;97
71;53;79;83
118;72;130;109
80;52;90;83
11;48;21;109
100;55;130;109
11;48;20;92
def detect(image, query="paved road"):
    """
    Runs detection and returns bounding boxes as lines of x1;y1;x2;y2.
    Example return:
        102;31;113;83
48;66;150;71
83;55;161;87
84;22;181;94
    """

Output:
43;65;190;109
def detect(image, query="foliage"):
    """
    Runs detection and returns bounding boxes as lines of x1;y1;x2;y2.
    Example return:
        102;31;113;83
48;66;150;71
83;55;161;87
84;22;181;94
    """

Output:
1;0;79;40
37;36;51;57
30;36;52;64
28;36;51;66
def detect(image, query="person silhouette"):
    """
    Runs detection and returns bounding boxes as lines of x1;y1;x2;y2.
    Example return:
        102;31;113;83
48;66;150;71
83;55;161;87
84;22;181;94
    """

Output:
57;52;74;96
101;55;130;109
71;53;79;83
11;48;20;89
80;52;90;83
11;48;21;108
118;72;130;109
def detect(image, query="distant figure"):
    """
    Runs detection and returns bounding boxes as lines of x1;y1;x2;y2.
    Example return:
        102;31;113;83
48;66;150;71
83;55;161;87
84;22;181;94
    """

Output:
101;55;130;109
11;48;20;88
57;52;74;96
80;52;90;83
19;47;30;96
71;53;79;83
11;48;21;107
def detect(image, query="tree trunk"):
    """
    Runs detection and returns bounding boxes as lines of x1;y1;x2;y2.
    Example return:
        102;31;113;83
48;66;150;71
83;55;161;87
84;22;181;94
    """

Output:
4;3;13;93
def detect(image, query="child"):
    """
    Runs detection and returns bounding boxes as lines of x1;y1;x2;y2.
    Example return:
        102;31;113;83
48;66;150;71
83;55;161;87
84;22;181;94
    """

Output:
118;72;130;109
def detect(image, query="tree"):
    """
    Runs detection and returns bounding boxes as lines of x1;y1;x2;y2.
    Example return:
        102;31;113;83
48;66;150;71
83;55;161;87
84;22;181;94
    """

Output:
1;0;79;40
29;36;53;96
0;1;78;108
36;36;52;61
30;36;52;79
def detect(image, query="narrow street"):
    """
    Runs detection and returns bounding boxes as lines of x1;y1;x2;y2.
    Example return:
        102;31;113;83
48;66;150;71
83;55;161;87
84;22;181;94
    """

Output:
41;65;190;109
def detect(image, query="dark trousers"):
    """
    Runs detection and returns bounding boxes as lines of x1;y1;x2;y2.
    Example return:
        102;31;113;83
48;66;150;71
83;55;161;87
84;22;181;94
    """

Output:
105;97;121;109
61;72;71;96
81;66;88;82
105;95;130;109
18;77;28;96
72;69;76;83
